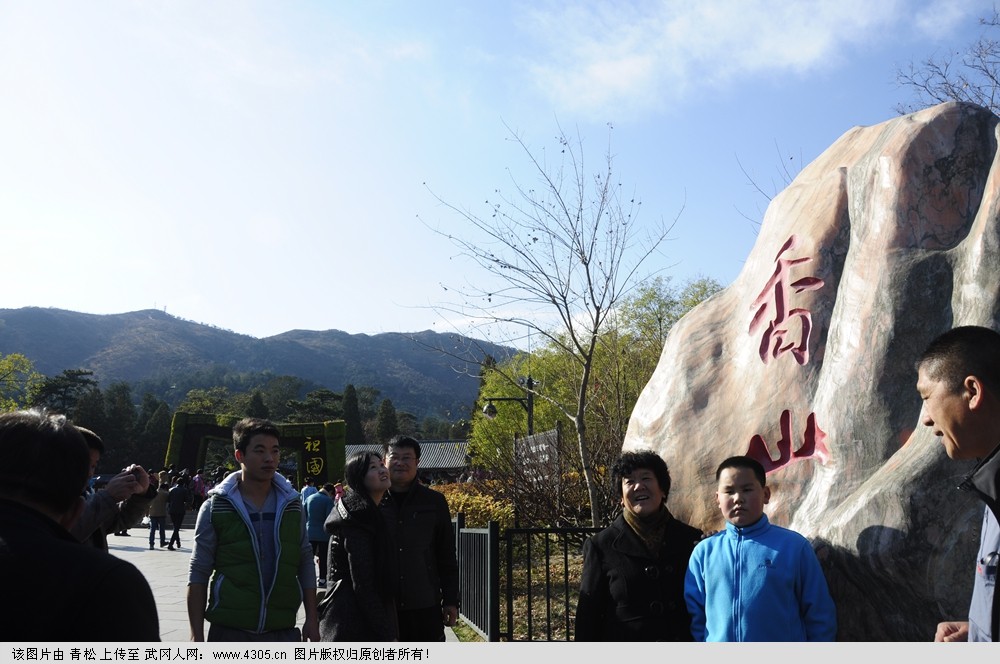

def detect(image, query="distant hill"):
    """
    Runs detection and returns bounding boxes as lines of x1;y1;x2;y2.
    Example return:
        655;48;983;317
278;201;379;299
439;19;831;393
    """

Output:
0;307;515;418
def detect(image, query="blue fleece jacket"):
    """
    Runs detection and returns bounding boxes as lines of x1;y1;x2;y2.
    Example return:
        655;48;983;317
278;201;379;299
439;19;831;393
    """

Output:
684;514;837;641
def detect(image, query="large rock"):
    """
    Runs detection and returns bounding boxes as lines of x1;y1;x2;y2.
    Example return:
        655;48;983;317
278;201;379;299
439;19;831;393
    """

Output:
624;101;1000;641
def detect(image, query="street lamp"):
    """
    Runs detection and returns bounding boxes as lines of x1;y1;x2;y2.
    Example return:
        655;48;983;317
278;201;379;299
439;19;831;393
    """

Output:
482;375;536;435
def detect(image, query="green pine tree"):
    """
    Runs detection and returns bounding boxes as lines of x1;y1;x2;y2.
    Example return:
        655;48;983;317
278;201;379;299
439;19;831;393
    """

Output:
342;384;366;445
376;399;399;443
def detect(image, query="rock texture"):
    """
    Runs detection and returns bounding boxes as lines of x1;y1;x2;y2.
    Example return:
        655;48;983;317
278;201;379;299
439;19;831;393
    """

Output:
624;101;1000;641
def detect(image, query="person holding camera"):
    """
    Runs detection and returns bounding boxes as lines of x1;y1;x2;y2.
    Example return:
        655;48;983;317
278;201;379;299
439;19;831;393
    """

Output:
70;427;158;551
0;409;161;641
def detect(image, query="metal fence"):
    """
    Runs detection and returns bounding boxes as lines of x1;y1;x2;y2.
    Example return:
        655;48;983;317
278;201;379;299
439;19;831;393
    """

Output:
454;514;501;641
453;515;600;641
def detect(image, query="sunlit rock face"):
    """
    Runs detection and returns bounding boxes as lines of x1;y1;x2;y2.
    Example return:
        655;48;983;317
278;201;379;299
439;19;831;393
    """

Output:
624;101;1000;641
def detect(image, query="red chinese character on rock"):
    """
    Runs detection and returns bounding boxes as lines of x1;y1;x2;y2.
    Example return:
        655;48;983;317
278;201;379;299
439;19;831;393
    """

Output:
745;410;830;473
749;235;825;365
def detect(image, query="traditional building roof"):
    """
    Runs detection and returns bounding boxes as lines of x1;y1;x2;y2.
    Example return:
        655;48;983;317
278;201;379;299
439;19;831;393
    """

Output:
345;439;469;471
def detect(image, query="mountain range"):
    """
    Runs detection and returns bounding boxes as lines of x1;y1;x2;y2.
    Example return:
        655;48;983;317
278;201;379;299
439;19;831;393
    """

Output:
0;307;514;419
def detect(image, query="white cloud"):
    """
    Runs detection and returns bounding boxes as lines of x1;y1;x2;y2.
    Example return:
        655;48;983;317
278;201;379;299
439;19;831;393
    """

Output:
912;0;984;40
519;0;979;119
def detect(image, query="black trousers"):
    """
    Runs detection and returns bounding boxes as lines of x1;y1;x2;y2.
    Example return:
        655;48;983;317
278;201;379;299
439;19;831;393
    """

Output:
397;607;445;642
311;539;329;580
168;511;184;547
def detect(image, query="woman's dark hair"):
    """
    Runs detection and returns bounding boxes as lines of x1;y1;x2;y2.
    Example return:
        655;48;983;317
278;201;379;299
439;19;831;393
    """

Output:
611;449;671;497
343;451;383;496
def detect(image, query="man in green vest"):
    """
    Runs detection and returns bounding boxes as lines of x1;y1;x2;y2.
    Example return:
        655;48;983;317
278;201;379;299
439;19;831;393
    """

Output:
187;417;320;641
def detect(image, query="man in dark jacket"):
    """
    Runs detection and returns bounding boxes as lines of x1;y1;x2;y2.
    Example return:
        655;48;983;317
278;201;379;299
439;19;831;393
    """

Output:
382;435;460;641
0;408;159;641
167;475;193;550
917;326;1000;642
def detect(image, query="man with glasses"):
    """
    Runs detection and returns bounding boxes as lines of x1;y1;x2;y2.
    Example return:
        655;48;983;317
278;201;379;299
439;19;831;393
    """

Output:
382;435;460;641
916;326;1000;641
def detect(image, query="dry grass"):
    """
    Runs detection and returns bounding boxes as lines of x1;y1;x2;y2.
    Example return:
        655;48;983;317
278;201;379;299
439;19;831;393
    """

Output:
499;533;588;641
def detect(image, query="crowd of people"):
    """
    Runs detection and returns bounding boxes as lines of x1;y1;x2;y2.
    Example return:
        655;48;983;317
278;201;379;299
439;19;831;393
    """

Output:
3;325;1000;642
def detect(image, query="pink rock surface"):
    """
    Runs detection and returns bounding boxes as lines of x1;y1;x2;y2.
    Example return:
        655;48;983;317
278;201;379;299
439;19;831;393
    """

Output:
625;101;1000;640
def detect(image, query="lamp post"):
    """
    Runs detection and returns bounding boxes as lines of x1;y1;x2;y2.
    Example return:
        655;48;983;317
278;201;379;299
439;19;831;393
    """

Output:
482;375;536;435
482;375;537;528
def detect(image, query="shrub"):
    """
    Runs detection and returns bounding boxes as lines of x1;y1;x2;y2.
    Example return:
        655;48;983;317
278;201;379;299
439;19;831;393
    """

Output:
436;481;515;530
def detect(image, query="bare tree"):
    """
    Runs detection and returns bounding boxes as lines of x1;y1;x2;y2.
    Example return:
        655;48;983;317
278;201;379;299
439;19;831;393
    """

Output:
895;9;1000;115
421;121;678;526
734;142;804;232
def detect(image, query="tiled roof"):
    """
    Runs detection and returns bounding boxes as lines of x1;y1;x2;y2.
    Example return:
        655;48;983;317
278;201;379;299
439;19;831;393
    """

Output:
345;440;469;471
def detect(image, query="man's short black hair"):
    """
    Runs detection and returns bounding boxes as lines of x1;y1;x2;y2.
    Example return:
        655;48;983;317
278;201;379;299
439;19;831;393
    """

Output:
918;325;1000;395
0;409;90;513
611;449;672;498
77;426;105;455
716;455;767;487
232;417;280;454
384;434;421;459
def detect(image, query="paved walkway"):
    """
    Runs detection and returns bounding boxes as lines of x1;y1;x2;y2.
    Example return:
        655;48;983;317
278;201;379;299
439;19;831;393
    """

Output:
108;523;458;642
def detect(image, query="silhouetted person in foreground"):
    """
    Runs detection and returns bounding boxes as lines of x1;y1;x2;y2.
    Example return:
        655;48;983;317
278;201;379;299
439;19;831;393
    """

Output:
0;408;159;641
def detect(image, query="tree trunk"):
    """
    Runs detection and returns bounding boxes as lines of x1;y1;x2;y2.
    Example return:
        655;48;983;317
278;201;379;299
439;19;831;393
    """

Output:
575;422;601;527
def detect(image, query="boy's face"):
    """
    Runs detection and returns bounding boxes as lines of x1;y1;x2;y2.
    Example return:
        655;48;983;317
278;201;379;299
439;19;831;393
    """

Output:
716;466;770;527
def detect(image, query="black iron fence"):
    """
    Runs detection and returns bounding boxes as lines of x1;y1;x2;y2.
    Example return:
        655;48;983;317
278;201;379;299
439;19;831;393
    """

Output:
454;514;501;641
453;515;600;641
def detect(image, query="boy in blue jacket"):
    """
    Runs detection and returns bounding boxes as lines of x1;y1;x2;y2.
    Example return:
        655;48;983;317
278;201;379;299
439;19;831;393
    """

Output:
684;455;837;641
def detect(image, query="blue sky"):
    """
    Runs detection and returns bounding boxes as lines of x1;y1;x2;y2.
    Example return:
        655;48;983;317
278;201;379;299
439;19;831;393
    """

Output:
0;1;987;339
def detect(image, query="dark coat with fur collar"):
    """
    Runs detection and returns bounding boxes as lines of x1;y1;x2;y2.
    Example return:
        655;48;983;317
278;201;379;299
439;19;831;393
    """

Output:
318;489;398;641
575;512;701;641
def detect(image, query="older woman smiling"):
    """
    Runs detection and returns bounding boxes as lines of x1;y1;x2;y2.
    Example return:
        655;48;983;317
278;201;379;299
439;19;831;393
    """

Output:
574;449;703;641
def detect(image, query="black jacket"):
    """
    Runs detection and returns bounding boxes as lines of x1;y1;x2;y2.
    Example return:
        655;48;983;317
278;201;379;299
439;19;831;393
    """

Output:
319;489;398;641
381;482;460;612
961;444;1000;641
0;498;160;641
575;512;702;641
167;484;192;515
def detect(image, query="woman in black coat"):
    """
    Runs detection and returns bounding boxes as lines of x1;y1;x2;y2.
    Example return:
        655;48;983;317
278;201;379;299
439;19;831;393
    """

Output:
575;449;703;641
318;451;398;641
